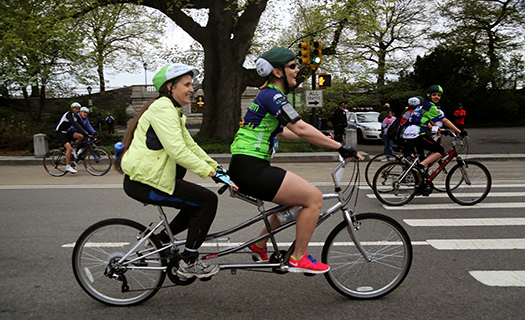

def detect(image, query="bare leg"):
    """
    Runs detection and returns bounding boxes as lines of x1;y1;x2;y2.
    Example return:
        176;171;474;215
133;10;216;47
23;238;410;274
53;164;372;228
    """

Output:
421;152;441;167
255;171;323;260
65;143;73;165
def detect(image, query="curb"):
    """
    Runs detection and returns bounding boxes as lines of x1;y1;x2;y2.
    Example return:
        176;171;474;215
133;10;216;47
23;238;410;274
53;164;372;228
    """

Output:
2;153;525;166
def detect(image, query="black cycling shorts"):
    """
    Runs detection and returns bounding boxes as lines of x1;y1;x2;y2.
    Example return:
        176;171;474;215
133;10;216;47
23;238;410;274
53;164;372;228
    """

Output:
55;131;76;146
228;154;286;201
405;135;445;156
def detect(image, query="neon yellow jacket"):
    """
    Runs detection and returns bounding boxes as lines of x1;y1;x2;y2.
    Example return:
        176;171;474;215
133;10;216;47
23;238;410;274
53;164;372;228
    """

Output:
122;97;218;194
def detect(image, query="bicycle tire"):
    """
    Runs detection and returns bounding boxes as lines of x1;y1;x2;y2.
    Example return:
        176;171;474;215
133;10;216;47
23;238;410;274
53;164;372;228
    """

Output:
43;149;67;177
322;213;412;299
446;160;492;205
84;147;112;176
365;153;402;189
72;219;166;306
372;162;418;206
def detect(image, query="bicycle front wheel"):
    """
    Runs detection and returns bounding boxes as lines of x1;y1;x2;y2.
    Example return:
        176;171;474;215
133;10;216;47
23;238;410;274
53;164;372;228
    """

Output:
72;219;166;306
43;149;67;177
446;160;492;205
365;153;401;189
373;162;417;206
84;147;112;176
323;213;412;299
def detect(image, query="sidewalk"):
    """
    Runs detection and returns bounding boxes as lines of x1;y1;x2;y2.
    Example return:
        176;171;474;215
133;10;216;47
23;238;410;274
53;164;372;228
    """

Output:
2;152;525;166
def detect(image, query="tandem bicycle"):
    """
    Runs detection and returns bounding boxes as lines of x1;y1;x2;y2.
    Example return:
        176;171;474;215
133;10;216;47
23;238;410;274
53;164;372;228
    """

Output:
72;155;413;306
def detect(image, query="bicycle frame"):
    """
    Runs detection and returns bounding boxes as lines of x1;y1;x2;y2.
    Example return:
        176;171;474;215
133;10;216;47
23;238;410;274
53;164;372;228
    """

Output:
116;157;371;272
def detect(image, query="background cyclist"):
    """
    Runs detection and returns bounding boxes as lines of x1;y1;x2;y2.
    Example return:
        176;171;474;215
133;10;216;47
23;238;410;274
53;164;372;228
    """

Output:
69;107;97;152
402;85;465;174
54;102;92;173
228;47;363;274
119;63;237;279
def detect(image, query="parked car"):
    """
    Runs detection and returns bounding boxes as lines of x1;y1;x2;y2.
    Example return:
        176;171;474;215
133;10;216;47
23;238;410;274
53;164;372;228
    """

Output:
346;111;382;143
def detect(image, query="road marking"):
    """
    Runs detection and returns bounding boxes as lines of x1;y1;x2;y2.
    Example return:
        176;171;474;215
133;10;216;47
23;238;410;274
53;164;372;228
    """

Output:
382;202;525;210
62;241;430;248
360;184;525;190
3;183;525;191
470;271;525;287
367;192;525;199
404;218;525;227
426;239;525;250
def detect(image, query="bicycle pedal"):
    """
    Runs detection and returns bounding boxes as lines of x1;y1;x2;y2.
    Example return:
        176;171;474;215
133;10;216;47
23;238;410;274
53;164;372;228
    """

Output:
199;276;213;282
303;273;316;277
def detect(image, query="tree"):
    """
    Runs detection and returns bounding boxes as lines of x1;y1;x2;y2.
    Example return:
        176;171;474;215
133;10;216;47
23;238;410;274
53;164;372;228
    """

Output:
435;0;525;89
0;0;83;118
79;3;166;91
285;0;431;87
89;0;271;139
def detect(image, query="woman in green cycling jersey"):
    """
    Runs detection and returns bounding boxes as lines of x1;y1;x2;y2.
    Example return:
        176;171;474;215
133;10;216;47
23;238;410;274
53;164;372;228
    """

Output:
229;47;363;274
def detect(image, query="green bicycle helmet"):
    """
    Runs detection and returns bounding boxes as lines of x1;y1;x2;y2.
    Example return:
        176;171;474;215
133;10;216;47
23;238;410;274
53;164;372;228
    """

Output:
70;102;81;109
426;85;443;96
255;47;296;77
152;63;199;92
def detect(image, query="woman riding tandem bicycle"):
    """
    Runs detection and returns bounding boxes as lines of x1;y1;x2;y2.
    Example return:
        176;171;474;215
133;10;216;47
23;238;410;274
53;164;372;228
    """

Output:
119;63;237;279
229;47;364;274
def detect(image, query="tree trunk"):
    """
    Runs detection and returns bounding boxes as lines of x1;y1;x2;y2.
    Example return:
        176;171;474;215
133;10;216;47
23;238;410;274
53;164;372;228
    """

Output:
98;63;106;92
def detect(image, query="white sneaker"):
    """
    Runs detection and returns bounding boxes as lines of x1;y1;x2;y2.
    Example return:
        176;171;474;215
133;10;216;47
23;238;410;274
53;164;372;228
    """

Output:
65;165;77;173
177;258;219;279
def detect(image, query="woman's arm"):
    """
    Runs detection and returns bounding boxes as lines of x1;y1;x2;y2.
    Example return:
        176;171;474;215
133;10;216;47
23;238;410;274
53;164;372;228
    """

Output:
441;118;461;134
285;119;342;150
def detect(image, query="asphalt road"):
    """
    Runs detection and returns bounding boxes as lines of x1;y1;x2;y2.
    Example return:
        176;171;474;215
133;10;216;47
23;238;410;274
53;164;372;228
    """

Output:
1;159;524;319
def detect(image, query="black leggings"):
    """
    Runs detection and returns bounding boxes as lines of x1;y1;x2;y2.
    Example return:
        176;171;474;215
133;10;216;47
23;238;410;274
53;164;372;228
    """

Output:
123;175;217;251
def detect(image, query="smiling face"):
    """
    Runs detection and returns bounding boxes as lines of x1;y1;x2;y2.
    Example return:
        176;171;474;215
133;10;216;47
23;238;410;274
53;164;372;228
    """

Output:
283;61;299;87
430;92;441;104
167;74;194;105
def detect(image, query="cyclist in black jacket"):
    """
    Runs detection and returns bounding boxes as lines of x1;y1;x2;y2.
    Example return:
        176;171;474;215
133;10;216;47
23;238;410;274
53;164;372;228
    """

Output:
54;102;92;173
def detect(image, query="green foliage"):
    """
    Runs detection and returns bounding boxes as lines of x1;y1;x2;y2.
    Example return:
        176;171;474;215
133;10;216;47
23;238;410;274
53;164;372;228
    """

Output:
111;107;128;125
0;108;44;150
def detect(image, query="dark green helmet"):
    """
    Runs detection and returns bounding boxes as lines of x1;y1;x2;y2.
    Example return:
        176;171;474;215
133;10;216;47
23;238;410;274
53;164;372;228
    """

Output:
427;85;443;95
255;47;296;77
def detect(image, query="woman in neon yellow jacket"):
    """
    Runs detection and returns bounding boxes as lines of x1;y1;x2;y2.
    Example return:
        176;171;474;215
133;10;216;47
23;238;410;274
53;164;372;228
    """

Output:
120;63;236;280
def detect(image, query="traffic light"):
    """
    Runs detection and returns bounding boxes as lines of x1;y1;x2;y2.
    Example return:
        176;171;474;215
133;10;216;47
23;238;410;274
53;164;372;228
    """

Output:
297;41;310;66
317;74;332;88
312;41;322;67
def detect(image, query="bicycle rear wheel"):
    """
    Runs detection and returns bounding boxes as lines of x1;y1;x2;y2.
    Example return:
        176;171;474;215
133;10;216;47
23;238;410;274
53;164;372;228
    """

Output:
446;160;492;205
43;149;67;177
72;219;166;306
365;153;401;189
323;213;412;299
84;147;112;176
373;162;417;206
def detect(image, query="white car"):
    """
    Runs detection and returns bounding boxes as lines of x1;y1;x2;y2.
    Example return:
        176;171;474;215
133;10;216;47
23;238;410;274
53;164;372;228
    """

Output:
346;111;382;143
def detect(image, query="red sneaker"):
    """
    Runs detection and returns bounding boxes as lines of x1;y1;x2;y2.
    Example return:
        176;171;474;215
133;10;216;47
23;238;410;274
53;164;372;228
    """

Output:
288;253;330;274
248;241;269;262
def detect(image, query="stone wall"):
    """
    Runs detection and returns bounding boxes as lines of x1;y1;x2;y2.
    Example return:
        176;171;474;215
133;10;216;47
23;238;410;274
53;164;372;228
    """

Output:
2;87;133;121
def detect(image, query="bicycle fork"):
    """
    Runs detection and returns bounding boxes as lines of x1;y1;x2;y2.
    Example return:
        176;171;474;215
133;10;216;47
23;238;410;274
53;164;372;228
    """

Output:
342;208;372;262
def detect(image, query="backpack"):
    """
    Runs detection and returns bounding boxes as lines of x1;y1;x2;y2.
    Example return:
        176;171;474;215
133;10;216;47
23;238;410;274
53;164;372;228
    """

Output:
387;111;410;141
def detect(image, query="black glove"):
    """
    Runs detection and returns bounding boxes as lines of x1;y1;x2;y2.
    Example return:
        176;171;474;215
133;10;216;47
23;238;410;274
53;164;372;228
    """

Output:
460;130;468;137
337;145;357;159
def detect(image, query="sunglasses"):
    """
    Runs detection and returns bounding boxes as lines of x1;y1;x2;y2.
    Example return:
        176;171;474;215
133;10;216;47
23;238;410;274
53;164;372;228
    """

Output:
284;63;297;69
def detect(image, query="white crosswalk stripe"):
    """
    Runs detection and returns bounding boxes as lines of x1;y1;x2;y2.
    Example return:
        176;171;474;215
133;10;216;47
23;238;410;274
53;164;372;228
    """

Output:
365;184;525;287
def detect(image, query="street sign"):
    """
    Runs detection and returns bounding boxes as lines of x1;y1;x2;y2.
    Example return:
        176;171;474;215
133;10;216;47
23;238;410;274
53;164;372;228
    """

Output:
305;90;323;108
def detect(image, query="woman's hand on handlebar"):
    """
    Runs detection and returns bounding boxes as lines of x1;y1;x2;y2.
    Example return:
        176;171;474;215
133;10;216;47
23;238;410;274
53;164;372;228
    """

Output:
211;168;239;190
337;145;365;161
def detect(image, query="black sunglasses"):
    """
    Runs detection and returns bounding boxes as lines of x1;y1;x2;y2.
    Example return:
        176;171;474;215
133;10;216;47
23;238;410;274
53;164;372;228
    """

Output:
284;63;297;69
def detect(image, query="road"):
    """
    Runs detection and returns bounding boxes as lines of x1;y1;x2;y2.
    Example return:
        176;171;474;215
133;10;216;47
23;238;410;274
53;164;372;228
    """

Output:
0;160;524;319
